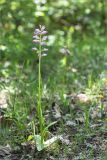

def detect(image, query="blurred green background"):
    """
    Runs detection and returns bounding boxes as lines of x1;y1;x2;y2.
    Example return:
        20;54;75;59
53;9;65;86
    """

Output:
0;0;107;91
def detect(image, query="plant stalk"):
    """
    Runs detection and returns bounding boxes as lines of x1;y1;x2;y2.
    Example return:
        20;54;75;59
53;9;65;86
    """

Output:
38;36;44;144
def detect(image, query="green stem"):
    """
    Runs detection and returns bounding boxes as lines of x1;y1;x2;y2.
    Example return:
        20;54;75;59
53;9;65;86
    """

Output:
38;35;44;144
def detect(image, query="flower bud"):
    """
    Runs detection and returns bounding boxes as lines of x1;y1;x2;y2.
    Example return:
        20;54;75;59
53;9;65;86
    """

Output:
35;29;40;32
32;47;37;51
40;25;45;31
33;40;40;43
42;53;47;57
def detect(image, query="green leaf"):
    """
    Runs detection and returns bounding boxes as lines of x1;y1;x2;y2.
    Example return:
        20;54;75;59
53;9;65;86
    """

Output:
27;135;33;141
43;121;57;136
34;135;44;151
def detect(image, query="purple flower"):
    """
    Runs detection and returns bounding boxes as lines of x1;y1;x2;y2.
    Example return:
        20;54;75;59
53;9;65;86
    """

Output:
33;40;40;43
33;35;39;39
34;29;41;35
32;25;48;57
41;31;48;35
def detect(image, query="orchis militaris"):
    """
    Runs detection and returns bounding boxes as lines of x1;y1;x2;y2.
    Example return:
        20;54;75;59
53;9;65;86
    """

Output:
28;25;60;151
32;25;48;146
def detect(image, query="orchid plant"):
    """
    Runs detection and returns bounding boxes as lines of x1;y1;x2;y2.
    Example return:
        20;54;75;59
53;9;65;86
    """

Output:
28;25;60;151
